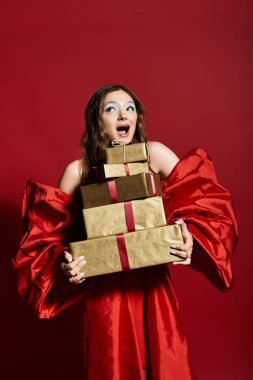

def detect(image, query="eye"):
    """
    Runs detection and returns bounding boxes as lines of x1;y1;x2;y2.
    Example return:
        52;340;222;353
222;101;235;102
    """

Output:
104;106;117;112
126;105;136;112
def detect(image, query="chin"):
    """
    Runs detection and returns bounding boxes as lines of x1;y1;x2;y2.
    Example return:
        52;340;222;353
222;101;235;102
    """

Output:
117;136;134;145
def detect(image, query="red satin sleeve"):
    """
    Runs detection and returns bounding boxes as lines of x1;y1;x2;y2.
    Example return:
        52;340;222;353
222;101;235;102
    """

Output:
162;147;238;291
13;180;96;319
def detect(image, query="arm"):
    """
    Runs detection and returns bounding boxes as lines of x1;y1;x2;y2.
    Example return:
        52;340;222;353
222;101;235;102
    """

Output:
13;162;94;318
58;159;82;196
58;160;88;285
162;147;238;290
148;141;193;264
147;141;179;179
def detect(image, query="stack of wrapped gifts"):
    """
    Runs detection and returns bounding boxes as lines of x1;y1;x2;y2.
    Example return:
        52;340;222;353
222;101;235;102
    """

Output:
69;143;183;277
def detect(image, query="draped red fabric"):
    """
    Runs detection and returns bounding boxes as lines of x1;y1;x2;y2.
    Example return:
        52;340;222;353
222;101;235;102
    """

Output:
162;147;238;291
13;147;237;379
13;181;97;318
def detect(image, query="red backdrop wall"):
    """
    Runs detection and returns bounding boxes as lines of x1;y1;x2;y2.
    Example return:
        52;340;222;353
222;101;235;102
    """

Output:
0;1;252;379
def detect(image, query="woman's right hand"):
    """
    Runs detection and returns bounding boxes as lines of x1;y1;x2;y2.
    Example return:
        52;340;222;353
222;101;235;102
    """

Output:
61;251;87;285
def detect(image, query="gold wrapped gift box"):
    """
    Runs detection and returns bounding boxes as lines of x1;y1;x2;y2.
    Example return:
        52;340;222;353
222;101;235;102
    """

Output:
91;162;150;182
83;196;166;239
69;224;183;278
81;173;161;209
106;143;148;164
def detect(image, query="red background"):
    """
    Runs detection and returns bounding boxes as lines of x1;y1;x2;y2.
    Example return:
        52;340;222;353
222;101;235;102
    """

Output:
0;1;252;379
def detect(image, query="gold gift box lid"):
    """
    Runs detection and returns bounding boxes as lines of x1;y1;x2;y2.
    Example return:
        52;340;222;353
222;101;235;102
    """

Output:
80;172;162;209
106;142;149;164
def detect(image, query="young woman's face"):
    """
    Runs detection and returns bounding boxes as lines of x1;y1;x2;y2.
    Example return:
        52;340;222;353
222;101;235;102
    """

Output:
100;90;137;144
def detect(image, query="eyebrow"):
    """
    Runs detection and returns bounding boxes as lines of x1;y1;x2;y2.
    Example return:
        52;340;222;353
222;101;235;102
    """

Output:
103;100;135;107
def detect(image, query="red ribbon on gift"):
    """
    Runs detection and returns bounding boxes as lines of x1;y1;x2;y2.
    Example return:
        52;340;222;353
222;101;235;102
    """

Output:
107;182;135;231
116;201;135;270
124;201;135;232
124;163;130;176
108;174;157;203
107;180;118;203
116;234;130;271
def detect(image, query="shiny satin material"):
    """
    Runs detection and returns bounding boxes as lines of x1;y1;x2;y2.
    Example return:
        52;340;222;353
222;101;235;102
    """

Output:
162;147;238;290
13;147;238;380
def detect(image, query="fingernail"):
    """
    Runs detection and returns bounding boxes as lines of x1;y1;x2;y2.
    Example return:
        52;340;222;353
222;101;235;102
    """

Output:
170;245;176;248
79;272;85;278
79;256;85;261
170;250;177;254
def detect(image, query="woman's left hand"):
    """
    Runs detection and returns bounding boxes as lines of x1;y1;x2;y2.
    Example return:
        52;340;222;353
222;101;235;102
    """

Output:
170;219;193;265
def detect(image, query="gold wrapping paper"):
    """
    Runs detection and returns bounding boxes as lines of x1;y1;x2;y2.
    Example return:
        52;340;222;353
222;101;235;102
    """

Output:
83;196;166;239
91;162;150;182
69;224;184;277
106;143;148;164
81;173;162;209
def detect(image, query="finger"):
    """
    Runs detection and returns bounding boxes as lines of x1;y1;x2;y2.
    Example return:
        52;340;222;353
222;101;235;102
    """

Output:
173;257;191;266
170;242;193;252
68;259;86;277
76;272;86;281
61;257;86;277
170;249;189;259
69;272;86;284
175;220;188;243
175;221;193;246
61;262;70;275
68;264;83;277
170;243;190;252
69;256;85;270
79;259;87;269
64;251;73;263
179;222;189;242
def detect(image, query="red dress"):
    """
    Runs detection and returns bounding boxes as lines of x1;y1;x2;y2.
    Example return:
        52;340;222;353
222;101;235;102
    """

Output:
13;148;238;380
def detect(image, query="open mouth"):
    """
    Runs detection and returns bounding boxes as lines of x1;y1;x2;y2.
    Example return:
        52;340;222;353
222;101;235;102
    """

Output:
116;125;130;137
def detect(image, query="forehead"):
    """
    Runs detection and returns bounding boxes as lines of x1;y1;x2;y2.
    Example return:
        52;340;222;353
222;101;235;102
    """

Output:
103;90;134;104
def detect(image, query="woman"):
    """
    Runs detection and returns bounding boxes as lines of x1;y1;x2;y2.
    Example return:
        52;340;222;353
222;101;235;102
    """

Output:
60;86;193;284
14;84;238;380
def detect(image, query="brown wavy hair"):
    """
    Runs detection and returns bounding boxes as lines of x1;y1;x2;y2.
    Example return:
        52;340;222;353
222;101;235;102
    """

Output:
80;84;147;184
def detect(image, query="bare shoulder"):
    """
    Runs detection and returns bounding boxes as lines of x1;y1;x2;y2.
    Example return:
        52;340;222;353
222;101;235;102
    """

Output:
147;141;179;178
147;141;178;159
58;159;82;196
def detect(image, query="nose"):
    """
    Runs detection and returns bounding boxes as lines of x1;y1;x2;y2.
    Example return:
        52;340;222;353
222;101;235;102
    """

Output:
118;107;127;120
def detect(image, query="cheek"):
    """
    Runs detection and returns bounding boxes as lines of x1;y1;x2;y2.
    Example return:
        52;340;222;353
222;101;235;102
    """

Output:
132;114;138;126
100;116;112;131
